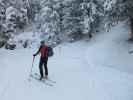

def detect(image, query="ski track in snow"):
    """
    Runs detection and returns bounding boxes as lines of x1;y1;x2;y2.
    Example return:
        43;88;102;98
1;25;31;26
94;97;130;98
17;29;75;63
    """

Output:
0;22;133;100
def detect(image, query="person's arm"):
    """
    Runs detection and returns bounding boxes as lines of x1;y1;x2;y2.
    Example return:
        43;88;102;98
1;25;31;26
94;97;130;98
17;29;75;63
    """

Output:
33;46;42;56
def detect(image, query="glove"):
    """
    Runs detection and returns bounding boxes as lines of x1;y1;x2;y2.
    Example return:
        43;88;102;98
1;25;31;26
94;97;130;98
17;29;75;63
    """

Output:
33;54;36;57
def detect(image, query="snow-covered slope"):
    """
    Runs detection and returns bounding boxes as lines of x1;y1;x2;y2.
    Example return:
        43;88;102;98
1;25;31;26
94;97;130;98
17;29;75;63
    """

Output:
0;22;133;100
86;21;133;74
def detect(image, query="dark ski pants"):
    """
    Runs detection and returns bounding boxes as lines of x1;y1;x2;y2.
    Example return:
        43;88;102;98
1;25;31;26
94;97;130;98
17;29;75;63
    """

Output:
39;57;48;77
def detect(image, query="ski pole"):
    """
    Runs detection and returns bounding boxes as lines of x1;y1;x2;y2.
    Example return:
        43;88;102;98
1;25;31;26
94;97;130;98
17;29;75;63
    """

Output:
28;56;35;81
31;56;35;75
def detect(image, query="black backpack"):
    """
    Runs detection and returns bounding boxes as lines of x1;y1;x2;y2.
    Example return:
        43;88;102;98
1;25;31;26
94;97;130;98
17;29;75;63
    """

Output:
46;46;54;57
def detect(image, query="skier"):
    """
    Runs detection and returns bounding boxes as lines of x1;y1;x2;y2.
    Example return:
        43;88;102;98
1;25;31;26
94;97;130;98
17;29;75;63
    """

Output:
33;40;48;80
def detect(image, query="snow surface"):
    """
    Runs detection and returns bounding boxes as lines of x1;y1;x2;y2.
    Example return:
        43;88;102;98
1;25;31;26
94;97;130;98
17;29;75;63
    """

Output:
0;22;133;100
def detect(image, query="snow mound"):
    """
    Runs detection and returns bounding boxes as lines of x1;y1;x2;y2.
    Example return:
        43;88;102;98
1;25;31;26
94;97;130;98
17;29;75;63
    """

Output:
8;32;40;49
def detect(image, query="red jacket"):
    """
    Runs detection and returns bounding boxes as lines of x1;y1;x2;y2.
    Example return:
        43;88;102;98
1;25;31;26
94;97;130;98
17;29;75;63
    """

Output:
35;45;48;57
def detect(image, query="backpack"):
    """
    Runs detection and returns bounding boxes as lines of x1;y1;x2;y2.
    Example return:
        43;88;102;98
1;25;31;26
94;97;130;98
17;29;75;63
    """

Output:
46;46;54;57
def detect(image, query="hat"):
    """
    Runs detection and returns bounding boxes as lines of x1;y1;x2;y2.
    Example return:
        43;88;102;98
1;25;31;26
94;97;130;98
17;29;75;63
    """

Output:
40;40;45;44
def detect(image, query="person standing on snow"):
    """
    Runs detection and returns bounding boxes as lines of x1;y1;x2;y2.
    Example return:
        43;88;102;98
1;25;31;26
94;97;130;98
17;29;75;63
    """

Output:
33;40;48;80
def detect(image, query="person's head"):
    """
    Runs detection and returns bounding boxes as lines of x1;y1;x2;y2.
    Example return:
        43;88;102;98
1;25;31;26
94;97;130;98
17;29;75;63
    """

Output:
40;40;45;45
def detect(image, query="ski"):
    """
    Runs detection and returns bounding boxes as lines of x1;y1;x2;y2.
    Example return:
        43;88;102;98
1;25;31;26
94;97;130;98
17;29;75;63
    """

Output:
34;73;56;84
29;74;54;87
